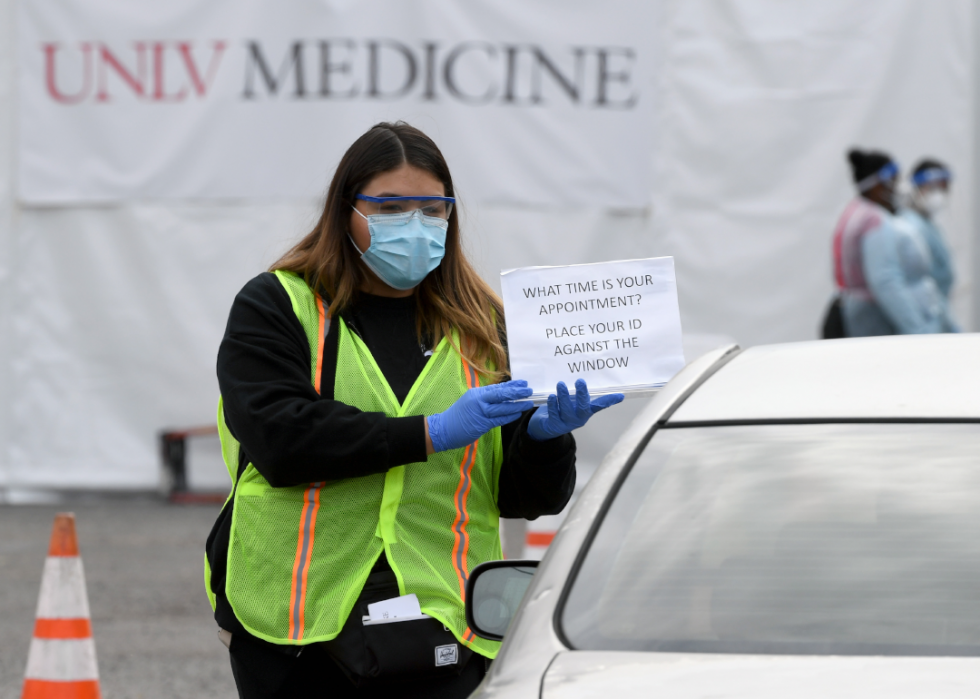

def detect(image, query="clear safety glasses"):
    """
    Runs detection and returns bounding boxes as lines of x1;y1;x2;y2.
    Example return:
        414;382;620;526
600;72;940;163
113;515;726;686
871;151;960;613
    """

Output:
355;194;455;220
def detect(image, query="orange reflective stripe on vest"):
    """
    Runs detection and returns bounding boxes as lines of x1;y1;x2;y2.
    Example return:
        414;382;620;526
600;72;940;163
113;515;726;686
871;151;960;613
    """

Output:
313;295;327;395
451;360;480;602
288;291;328;641
289;481;323;641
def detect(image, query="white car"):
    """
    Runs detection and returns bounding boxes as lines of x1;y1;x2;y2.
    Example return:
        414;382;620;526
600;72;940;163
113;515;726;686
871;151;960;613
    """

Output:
465;335;980;698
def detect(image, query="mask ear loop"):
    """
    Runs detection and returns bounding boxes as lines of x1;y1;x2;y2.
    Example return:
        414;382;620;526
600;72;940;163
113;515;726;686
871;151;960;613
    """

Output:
349;204;369;255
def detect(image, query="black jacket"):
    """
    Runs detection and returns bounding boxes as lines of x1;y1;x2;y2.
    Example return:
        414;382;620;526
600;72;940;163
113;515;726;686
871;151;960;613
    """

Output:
207;272;576;636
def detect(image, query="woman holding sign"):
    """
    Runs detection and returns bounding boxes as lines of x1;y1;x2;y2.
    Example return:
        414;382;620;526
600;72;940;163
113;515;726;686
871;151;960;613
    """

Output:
206;122;622;698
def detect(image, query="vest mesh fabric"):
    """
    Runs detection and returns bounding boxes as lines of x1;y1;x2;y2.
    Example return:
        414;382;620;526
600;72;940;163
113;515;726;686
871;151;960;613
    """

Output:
210;271;503;658
206;396;241;611
274;270;322;384
216;396;240;487
230;466;385;643
335;321;503;657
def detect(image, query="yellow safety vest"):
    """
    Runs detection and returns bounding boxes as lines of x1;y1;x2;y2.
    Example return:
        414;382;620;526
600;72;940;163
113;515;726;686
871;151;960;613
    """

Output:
206;270;503;658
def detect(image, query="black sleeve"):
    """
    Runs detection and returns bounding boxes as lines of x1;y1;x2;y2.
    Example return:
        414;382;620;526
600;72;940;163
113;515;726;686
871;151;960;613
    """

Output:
494;319;577;519
217;273;427;487
497;413;576;519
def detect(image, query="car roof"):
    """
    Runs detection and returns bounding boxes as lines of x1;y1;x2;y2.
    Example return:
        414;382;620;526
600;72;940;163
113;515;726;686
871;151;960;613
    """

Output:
668;334;980;422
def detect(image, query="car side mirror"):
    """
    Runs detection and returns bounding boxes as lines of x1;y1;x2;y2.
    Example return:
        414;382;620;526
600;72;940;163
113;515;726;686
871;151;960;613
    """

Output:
465;559;539;641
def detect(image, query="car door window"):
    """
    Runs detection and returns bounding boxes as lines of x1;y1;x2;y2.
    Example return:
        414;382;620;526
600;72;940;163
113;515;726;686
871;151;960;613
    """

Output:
561;423;980;656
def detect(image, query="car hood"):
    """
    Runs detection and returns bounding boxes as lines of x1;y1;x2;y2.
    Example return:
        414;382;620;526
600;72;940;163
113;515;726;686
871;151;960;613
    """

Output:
542;651;980;698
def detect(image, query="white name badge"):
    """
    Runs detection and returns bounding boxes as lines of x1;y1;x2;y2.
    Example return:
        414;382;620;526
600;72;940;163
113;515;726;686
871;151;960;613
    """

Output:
500;257;685;402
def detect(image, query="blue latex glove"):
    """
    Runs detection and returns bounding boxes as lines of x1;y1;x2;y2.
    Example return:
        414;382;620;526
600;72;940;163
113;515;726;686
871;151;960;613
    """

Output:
427;380;535;452
527;379;624;442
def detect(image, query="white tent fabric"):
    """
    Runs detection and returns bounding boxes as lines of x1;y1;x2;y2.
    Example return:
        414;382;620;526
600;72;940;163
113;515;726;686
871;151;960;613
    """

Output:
0;0;976;492
18;0;657;208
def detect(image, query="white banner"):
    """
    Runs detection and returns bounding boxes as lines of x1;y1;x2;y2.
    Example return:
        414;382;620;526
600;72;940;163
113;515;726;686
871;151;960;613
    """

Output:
500;257;685;401
17;0;656;207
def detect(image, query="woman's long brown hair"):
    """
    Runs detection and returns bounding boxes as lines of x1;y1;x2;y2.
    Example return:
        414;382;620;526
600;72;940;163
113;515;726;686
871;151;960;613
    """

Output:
271;122;508;382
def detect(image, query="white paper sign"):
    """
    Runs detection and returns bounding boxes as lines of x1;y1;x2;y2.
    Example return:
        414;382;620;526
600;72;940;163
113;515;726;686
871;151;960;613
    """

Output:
500;257;685;401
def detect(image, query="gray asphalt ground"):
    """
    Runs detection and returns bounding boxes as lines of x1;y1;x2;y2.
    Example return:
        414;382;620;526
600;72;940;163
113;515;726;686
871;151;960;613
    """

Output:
0;498;237;699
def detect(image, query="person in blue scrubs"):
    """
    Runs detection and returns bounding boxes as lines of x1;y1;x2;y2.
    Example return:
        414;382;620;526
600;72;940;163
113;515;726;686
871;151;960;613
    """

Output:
836;149;958;336
899;159;956;303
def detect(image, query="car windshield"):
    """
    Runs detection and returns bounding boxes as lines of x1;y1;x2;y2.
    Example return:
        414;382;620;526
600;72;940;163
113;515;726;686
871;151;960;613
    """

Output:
561;423;980;656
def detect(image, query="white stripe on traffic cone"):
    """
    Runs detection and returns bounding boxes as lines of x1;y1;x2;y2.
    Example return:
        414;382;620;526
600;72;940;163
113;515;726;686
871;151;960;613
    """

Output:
21;512;101;699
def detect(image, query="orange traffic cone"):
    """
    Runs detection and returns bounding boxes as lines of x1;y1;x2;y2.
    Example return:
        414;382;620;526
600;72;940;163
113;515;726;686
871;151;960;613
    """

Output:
21;513;101;699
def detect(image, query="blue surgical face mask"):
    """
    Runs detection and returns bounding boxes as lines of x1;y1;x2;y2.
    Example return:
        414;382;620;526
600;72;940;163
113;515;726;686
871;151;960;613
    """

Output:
351;208;448;290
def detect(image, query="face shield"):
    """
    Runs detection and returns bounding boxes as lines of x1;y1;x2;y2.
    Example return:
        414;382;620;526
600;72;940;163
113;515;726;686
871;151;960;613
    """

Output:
855;161;900;208
856;161;899;194
912;167;952;189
